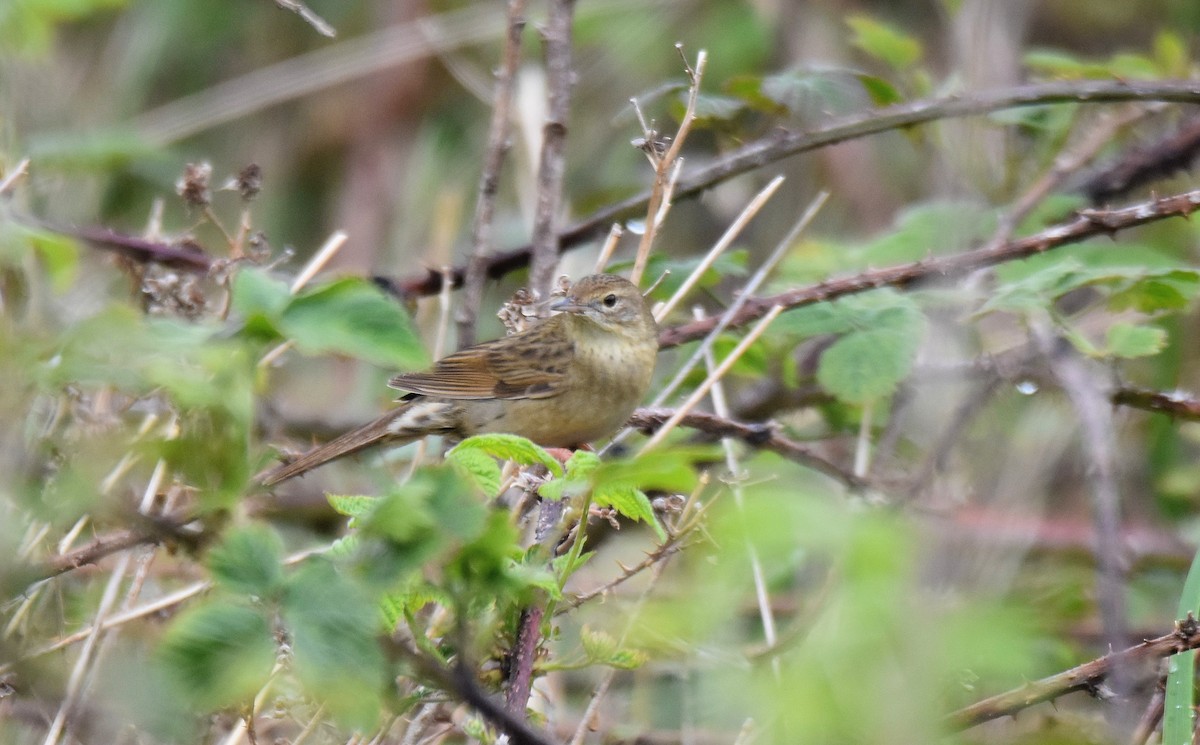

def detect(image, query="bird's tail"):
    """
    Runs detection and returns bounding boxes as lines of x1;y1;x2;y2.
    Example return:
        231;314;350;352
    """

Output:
257;399;457;487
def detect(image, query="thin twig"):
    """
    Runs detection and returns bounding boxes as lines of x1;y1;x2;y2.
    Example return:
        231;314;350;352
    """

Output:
658;188;1200;348
653;174;783;323
627;408;860;488
641;306;785;452
946;619;1200;731
593;223;624;273
457;0;528;347
0;158;30;195
387;79;1200;299
274;0;337;37
1035;324;1130;707
630;48;706;287
526;0;578;298
289;230;348;294
702;330;778;678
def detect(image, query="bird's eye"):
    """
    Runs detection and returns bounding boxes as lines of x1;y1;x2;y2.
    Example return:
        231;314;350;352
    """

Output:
602;293;618;308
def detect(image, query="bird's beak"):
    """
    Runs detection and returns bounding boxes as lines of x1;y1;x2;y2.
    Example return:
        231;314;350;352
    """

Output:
550;297;587;313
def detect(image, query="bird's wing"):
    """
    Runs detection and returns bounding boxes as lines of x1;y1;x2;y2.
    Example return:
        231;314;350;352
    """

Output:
389;321;572;400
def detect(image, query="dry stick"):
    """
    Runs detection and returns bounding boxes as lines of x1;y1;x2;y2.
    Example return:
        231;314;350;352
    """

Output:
702;330;778;678
42;454;169;745
653;174;784;323
1037;324;1131;716
660;188;1200;348
1112;387;1200;419
592;223;624;273
0;158;30;195
946;620;1200;731
389;79;1200;299
629;48;707;287
274;0;336;37
525;0;578;299
605;193;828;453
457;0;528;348
290;230;349;293
5;548;322;674
641;306;785;452
565;482;709;745
627;407;862;488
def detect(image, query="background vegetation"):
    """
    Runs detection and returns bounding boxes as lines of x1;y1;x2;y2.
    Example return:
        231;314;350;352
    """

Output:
5;1;1200;743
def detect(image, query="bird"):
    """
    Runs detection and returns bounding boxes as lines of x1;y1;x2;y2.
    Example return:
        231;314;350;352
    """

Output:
258;274;659;487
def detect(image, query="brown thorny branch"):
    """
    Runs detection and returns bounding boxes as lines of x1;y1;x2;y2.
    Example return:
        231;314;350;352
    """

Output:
382;78;1200;298
505;0;577;721
947;617;1200;732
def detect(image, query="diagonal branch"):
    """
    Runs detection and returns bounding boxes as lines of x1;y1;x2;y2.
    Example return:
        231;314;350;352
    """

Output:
387;79;1200;298
947;619;1200;731
659;188;1200;348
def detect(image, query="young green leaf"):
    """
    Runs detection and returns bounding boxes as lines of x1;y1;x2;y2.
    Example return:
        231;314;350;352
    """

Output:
280;278;430;368
283;559;387;729
207;525;285;598
449;433;564;478
158;600;276;710
447;445;504;495
846;14;923;71
1104;323;1167;359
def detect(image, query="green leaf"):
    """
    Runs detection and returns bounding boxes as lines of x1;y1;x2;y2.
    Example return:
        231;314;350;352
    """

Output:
449;434;564;478
846;14;923;71
230;267;291;340
280;278;430;368
447;446;504;495
861;200;994;265
283;559;386;729
159;601;276;710
208;525;285;597
327;494;379;520
580;626;647;670
17;225;80;292
1154;31;1189;77
593;484;663;539
854;73;904;106
817;326;922;404
1103;323;1167;359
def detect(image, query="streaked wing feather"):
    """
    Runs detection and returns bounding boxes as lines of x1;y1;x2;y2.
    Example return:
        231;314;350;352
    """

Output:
389;322;571;400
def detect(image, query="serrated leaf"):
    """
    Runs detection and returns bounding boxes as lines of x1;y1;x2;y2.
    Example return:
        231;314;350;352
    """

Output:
593;484;664;539
1104;323;1167;359
327;493;379;519
447;446;503;495
449;434;563;477
280;278;429;368
283;559;386;729
817;326;922;404
846;14;923;71
159;601;276;710
580;626;648;670
231;267;291;340
207;525;285;597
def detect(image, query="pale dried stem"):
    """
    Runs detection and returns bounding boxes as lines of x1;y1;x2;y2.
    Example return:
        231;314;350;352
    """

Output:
701;326;778;676
290;230;348;294
653;174;784;323
274;0;337;37
640;305;784;452
0;158;30;195
605;192;827;453
6;549;321;673
629;49;706;287
592;223;624;273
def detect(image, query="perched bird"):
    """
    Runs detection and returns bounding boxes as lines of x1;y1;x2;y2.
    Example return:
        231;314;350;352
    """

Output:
259;274;658;486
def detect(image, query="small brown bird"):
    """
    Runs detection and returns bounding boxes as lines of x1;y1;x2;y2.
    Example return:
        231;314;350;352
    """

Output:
259;274;658;486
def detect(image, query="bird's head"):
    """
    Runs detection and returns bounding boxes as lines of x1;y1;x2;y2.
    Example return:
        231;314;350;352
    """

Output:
550;274;657;339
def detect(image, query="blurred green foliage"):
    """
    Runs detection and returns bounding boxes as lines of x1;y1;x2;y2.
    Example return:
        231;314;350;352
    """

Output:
4;1;1200;744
